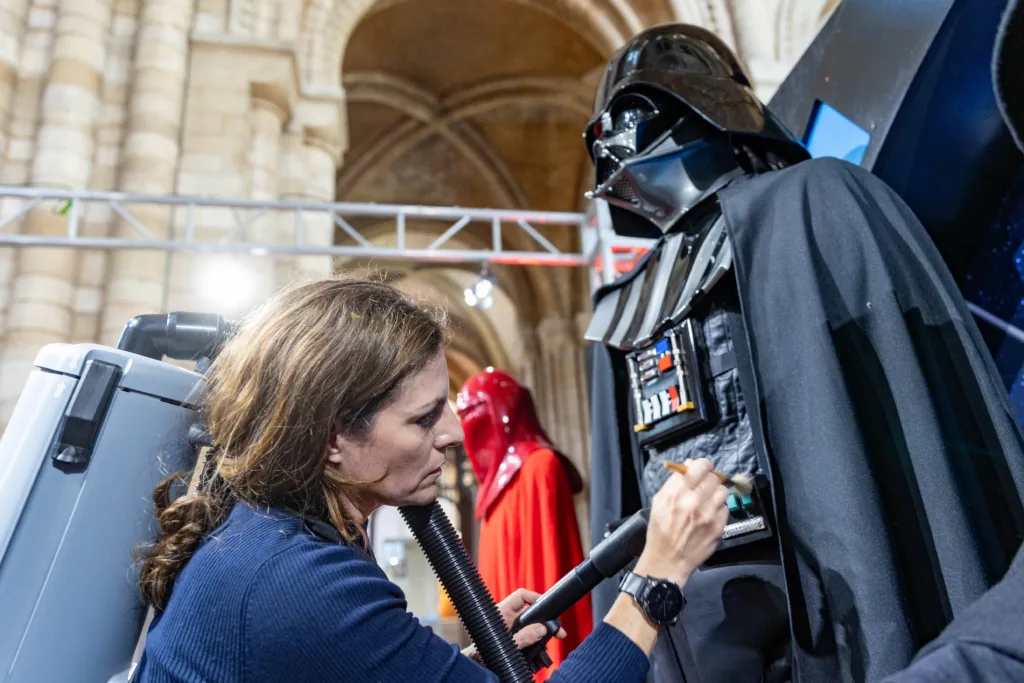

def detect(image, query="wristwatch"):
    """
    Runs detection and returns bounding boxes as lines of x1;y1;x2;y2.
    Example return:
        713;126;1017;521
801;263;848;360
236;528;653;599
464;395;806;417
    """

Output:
618;570;685;625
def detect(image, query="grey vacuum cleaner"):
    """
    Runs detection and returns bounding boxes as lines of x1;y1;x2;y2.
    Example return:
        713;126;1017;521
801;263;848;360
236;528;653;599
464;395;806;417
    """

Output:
0;314;227;683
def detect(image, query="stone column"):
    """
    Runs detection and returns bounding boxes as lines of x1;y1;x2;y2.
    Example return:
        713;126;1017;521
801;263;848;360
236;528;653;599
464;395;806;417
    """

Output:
273;129;302;289
536;313;592;550
574;310;593;461
518;324;539;400
0;0;113;423
0;0;31;157
99;0;192;345
275;126;340;287
248;90;287;202
71;0;139;343
169;84;288;317
246;84;288;301
0;0;58;343
538;315;589;459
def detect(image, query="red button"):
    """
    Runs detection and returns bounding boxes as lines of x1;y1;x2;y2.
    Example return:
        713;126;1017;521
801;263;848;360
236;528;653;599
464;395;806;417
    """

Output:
658;355;673;372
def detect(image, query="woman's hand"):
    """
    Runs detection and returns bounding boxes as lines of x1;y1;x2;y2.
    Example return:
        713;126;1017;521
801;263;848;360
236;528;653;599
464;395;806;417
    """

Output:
634;457;729;587
461;588;566;665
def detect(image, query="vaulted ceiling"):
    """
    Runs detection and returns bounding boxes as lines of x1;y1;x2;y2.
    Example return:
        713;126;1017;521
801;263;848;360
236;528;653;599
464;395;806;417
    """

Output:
331;0;840;382
338;0;601;213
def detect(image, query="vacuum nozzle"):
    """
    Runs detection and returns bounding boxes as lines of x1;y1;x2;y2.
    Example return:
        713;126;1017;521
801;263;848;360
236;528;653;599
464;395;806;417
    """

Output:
117;312;235;365
511;508;650;636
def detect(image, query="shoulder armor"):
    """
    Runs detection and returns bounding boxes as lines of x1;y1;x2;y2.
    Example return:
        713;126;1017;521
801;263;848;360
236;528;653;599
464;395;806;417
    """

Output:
585;214;732;351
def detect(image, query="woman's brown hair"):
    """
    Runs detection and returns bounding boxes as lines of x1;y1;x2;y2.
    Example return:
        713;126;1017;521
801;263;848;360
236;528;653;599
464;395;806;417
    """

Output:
138;276;449;610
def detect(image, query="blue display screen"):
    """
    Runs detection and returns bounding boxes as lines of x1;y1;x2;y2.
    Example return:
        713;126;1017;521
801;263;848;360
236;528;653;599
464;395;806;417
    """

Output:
803;101;871;165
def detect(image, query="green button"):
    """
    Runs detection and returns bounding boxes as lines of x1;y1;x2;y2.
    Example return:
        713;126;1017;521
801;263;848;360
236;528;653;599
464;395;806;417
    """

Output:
740;494;754;507
726;494;739;511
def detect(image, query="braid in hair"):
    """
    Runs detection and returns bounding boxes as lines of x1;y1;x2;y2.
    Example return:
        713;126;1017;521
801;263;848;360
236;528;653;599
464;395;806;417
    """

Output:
138;449;232;611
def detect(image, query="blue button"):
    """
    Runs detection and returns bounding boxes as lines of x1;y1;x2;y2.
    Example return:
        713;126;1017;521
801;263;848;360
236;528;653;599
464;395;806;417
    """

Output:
655;339;670;355
740;494;754;507
726;494;739;511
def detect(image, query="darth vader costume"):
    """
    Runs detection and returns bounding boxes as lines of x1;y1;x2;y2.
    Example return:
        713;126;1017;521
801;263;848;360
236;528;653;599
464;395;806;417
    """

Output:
584;24;1024;683
456;369;592;681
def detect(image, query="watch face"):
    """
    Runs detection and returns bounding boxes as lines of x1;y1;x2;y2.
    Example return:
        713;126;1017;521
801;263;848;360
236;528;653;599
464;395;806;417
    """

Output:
645;580;684;623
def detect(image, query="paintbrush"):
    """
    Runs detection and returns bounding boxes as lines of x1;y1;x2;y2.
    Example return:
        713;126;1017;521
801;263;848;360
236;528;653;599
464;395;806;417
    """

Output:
663;461;754;496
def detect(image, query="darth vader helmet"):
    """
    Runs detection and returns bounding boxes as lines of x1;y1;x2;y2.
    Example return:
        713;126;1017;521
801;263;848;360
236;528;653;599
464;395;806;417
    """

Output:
585;24;809;238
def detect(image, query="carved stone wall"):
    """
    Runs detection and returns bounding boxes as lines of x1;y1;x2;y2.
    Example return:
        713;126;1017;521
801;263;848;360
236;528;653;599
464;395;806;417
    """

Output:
0;0;838;502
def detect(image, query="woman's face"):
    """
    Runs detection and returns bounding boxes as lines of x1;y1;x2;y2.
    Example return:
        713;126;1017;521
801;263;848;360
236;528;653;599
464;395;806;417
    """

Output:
327;349;463;515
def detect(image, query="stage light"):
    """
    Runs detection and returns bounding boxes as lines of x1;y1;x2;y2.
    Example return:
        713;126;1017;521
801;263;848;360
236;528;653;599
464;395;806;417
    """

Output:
197;258;258;311
464;267;496;310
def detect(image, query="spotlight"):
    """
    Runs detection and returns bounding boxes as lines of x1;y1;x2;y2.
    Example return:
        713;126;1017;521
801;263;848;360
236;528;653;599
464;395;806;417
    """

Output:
197;258;258;311
464;267;496;310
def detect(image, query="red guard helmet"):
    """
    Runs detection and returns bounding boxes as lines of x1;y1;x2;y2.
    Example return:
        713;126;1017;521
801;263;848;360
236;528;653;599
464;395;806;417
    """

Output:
456;368;580;518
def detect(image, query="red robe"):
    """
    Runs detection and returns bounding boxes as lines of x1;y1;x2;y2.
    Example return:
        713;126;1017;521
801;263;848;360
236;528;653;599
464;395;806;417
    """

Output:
477;448;593;681
457;368;593;682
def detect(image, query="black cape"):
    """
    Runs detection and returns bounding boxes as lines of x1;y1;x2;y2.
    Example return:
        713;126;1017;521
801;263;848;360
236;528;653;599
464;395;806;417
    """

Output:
588;156;1024;682
878;546;1024;682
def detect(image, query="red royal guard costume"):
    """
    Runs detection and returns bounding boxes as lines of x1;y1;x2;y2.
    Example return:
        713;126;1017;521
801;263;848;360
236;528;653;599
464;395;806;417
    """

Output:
456;369;593;682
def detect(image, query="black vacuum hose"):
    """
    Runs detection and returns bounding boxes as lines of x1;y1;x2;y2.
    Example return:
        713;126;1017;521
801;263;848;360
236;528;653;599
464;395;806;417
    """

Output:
399;501;533;683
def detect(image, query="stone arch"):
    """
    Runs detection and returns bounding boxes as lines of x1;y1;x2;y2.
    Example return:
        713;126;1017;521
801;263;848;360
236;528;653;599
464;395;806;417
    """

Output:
445;347;485;394
819;0;842;21
775;0;837;62
667;0;712;24
363;262;525;385
361;0;640;54
395;275;508;365
432;268;527;370
338;73;592;206
297;0;660;92
229;0;303;40
342;72;534;208
327;0;606;325
334;218;553;327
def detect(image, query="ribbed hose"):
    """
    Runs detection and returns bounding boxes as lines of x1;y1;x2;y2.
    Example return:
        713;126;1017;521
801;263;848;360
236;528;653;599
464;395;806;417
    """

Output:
399;501;533;683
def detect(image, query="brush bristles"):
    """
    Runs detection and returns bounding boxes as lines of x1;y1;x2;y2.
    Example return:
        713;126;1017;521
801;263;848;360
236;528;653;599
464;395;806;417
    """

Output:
727;473;753;496
662;461;755;496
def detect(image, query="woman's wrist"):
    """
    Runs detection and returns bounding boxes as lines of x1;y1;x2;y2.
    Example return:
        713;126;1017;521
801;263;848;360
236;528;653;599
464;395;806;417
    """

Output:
462;645;483;666
603;591;661;656
633;551;692;587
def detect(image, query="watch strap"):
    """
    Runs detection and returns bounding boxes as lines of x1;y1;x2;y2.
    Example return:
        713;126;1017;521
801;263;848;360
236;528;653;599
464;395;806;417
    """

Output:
619;570;649;601
619;570;684;625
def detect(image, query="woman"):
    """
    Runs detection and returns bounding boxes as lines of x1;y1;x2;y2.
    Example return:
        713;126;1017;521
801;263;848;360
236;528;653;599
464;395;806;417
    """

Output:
135;276;729;682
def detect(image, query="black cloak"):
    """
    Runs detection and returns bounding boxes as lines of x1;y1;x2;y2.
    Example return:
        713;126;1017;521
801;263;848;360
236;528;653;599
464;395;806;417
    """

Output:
877;546;1024;682
588;156;1024;682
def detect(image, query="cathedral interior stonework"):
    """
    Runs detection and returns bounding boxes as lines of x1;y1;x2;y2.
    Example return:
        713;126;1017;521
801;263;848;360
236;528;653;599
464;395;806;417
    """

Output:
0;0;838;548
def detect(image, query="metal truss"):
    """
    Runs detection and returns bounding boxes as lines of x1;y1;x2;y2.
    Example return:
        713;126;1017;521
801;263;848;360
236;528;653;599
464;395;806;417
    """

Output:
3;185;1017;342
0;185;608;267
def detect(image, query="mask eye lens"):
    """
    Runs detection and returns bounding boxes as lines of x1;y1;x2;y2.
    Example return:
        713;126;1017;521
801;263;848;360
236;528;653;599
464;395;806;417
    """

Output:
613;106;648;132
594;91;677;162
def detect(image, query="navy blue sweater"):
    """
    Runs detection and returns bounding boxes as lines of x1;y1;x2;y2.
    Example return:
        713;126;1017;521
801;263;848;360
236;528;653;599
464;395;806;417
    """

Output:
137;502;650;682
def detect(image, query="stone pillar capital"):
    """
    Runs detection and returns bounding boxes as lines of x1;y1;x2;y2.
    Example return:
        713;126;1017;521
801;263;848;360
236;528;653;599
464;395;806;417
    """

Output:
250;81;292;124
302;125;344;166
293;94;349;165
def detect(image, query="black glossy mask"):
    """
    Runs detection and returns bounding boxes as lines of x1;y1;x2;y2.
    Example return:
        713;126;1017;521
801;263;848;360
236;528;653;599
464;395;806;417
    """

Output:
583;23;809;238
586;89;743;237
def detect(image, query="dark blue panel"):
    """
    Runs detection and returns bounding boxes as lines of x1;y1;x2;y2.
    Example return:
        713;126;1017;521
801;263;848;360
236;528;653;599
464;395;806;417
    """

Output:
963;167;1024;427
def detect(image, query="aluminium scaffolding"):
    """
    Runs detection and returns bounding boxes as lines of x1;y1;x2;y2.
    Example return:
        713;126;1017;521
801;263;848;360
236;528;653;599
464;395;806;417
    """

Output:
0;185;648;273
0;185;1015;339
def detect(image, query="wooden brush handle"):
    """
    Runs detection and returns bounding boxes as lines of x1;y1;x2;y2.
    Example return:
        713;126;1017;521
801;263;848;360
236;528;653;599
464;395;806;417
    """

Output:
663;460;731;485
